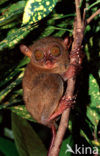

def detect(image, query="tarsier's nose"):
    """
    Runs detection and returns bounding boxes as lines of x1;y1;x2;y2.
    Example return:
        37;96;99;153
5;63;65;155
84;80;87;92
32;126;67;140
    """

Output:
44;53;56;68
45;60;53;68
45;54;52;63
45;55;56;68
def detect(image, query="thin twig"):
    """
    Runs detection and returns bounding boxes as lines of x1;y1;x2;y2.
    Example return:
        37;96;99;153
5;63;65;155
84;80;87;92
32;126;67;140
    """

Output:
83;8;86;22
87;9;100;24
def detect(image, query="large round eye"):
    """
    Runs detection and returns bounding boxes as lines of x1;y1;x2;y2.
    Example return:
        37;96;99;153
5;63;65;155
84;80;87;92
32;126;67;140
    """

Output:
51;46;61;57
34;50;44;61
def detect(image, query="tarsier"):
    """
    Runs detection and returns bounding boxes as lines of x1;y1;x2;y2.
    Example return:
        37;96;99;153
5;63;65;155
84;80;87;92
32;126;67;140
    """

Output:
20;36;74;152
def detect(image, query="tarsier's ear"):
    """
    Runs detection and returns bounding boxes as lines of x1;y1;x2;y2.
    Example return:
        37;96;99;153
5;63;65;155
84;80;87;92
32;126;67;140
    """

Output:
63;36;72;49
20;44;32;58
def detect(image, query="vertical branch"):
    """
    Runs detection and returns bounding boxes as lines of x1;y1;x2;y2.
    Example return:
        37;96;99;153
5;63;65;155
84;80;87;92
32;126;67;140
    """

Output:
49;0;84;155
75;0;82;28
48;109;71;156
48;1;100;156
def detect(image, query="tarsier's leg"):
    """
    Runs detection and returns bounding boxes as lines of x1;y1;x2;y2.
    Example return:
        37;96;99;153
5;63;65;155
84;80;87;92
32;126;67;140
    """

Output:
48;96;76;121
48;63;77;121
48;63;78;121
47;124;56;156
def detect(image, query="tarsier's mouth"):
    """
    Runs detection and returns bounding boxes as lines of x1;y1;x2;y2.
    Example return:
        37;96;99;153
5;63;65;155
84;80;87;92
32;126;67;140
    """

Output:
44;60;56;69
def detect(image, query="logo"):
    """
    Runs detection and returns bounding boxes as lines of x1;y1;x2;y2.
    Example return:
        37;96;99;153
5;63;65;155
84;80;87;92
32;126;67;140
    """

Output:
65;144;98;155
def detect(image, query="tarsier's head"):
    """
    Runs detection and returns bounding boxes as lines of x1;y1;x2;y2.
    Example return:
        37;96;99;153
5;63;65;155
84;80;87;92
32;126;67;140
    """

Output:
20;37;70;73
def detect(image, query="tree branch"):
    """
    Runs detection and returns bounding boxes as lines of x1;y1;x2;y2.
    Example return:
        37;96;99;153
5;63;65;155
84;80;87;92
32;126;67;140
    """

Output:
75;0;82;28
87;9;100;24
48;1;100;156
49;1;83;155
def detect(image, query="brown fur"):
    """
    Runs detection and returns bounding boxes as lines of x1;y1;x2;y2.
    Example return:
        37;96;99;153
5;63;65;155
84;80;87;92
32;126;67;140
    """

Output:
20;37;70;127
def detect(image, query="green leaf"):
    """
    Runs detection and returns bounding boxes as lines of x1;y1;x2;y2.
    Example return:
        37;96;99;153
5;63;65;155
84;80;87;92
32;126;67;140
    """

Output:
0;1;26;27
0;71;24;102
86;74;100;126
17;57;30;68
1;22;18;29
88;74;100;107
12;113;47;156
22;0;58;25
0;57;29;88
0;24;36;50
0;94;21;110
0;57;30;111
87;0;100;10
80;129;93;147
0;0;8;5
10;105;34;122
0;137;19;156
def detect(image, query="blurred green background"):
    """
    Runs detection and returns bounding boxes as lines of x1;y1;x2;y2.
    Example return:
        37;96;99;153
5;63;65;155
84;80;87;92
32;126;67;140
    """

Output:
0;0;100;155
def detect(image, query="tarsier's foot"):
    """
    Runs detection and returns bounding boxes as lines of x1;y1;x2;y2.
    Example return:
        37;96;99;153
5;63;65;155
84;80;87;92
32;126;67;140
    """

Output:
48;96;76;121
